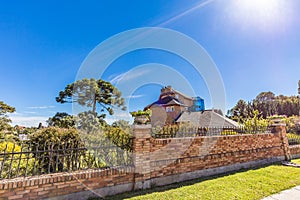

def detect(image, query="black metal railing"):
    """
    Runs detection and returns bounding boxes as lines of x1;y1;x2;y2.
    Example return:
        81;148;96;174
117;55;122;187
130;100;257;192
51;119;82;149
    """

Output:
0;141;133;180
152;126;272;138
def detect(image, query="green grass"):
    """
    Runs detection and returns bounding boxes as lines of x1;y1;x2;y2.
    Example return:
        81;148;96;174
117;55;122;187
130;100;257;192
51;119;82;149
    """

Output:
91;158;300;200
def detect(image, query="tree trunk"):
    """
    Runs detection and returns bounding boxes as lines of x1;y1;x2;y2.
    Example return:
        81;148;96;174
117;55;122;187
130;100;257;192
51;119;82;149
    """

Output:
92;95;96;112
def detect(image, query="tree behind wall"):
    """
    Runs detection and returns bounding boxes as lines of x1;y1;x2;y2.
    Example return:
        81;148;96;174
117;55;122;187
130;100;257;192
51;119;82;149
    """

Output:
0;101;15;131
228;92;300;123
56;78;126;116
47;112;76;128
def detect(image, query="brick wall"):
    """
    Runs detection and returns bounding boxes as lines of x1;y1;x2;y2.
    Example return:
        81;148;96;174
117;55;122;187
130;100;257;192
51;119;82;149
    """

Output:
0;125;290;199
0;167;134;200
289;145;300;159
149;133;284;179
133;124;289;189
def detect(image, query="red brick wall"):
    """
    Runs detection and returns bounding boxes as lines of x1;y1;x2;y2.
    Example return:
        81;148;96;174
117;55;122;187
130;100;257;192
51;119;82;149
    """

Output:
289;145;300;158
148;133;285;179
0;125;290;199
0;167;134;200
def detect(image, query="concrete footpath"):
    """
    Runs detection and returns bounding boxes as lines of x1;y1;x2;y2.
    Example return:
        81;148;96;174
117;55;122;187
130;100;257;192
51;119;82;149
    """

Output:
261;186;300;200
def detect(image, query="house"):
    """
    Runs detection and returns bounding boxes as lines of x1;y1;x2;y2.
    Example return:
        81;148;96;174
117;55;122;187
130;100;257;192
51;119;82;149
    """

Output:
144;86;204;126
144;85;238;128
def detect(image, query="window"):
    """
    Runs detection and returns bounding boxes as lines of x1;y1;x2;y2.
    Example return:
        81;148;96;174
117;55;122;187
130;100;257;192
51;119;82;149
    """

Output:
166;106;174;112
175;94;179;99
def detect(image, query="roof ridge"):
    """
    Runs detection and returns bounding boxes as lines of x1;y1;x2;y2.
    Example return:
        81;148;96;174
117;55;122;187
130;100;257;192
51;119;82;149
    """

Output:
210;111;240;127
171;88;193;100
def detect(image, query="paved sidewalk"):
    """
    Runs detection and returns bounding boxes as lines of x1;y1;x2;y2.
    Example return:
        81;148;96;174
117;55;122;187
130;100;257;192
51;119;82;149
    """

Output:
261;186;300;200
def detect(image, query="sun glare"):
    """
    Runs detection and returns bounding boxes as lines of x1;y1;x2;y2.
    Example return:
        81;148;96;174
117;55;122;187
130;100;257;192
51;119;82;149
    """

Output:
228;0;292;33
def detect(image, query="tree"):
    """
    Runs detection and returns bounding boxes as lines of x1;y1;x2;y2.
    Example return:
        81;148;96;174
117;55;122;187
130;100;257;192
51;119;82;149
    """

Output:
47;112;76;128
76;111;106;133
255;91;275;103
229;92;300;123
56;78;126;115
0;101;15;132
228;100;250;123
112;119;131;130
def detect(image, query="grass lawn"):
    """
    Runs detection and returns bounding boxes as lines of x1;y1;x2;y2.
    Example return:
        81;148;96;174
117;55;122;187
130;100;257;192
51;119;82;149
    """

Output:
91;158;300;200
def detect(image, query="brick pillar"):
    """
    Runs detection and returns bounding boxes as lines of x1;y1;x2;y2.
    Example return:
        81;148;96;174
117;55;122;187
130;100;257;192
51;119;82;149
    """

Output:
272;124;291;161
132;124;152;190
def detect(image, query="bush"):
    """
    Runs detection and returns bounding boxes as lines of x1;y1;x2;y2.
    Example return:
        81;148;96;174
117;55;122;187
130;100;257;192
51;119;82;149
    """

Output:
221;130;239;135
244;110;268;133
287;133;300;145
104;126;133;151
0;142;35;179
29;127;85;173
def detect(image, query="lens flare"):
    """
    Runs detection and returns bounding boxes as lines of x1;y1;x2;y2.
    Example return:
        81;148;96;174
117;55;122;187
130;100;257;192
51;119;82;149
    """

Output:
228;0;293;33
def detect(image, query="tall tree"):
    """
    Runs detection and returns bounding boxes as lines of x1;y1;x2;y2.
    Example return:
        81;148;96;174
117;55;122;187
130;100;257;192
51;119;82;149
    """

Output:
229;92;300;123
228;100;249;123
56;78;126;115
0;101;15;131
0;101;15;115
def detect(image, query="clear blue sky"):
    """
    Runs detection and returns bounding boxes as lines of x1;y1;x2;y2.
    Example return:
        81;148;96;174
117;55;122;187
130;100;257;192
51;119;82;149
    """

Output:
1;0;299;126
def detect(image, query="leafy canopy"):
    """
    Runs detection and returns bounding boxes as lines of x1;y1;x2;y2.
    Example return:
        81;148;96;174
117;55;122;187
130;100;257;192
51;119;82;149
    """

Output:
0;101;15;132
228;91;300;123
0;101;15;115
56;78;126;115
47;112;76;128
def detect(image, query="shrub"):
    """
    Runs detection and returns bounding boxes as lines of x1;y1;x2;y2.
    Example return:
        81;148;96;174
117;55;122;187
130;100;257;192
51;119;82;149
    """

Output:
29;127;85;173
0;142;35;178
244;110;268;133
130;109;151;117
221;130;239;135
287;133;300;145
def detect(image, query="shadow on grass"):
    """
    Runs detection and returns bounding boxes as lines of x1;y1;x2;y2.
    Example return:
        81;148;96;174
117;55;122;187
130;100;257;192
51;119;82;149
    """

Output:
88;162;282;200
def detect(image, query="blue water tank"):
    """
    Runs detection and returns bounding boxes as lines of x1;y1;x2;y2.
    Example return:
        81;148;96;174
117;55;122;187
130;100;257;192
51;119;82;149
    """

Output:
193;97;205;111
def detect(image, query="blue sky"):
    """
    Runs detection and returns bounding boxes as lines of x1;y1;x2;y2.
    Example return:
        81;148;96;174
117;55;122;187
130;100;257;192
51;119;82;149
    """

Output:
1;0;300;126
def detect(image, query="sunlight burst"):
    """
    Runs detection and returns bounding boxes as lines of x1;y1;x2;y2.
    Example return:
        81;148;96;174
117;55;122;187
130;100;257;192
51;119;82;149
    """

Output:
228;0;293;32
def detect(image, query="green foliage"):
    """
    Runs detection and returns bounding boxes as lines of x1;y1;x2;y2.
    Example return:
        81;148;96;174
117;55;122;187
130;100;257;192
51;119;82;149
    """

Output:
0;131;19;143
0;101;15;132
56;78;126;115
30;127;82;145
287;133;300;145
283;116;300;134
267;115;300;134
0;142;35;178
243;110;268;132
228;92;300;123
79;120;133;167
76;111;106;133
130;109;152;117
112;119;131;129
228;99;251;124
131;110;152;125
221;130;238;135
14;126;37;135
47;112;76;128
0;101;15;115
29;127;84;172
104;125;133;151
152;124;203;138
